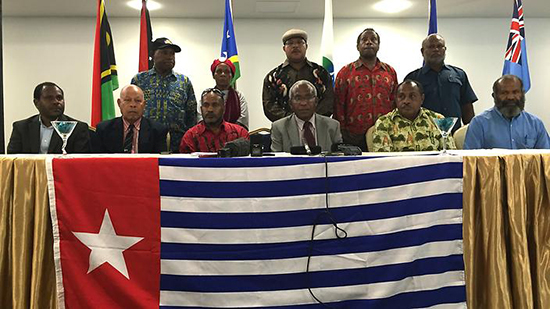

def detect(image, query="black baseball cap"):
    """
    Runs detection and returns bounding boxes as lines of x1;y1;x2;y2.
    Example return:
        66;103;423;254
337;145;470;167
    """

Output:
151;37;181;53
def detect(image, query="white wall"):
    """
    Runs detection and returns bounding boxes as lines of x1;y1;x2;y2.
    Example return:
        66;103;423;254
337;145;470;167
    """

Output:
4;16;550;148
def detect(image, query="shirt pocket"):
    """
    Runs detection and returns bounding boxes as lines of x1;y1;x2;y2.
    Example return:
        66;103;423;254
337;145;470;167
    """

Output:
447;76;463;98
524;137;536;149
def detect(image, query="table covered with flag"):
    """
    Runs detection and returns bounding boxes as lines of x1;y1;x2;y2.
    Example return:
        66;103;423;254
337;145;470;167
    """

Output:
2;151;549;308
47;155;466;308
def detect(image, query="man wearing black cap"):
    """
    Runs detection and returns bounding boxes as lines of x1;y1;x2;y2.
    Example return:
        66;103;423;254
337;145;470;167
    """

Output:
262;29;334;122
131;37;197;153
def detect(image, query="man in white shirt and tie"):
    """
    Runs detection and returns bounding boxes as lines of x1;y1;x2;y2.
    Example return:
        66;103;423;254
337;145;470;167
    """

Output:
270;80;342;152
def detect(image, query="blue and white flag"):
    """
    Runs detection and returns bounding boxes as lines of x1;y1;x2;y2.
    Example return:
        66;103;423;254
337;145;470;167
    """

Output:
221;0;240;84
158;155;466;308
48;155;466;308
503;0;531;92
428;0;438;34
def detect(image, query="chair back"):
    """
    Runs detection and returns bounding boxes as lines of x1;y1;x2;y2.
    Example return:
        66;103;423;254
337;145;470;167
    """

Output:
453;124;469;149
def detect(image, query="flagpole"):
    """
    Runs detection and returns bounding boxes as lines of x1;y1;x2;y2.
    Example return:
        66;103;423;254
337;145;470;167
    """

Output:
321;0;334;84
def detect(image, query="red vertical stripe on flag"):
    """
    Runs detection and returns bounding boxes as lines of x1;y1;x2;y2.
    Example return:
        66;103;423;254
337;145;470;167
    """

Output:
52;157;160;309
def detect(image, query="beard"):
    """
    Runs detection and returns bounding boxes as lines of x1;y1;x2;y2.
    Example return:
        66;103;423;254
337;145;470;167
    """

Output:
496;96;525;119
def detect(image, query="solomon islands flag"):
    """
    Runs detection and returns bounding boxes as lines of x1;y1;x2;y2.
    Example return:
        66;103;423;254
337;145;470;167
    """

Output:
221;0;240;85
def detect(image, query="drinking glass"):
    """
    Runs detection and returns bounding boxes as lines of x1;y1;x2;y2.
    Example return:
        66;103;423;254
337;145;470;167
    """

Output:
432;117;458;154
51;121;77;155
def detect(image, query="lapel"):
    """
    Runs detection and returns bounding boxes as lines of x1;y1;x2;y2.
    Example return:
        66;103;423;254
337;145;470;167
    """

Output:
47;114;66;153
287;115;301;147
137;118;150;153
28;115;41;153
112;118;125;153
315;115;328;147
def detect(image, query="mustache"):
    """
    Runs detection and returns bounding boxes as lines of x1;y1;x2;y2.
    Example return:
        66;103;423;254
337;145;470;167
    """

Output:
499;97;525;107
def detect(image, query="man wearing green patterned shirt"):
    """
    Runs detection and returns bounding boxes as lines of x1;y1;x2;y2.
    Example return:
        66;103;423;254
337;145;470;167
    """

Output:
372;80;455;152
131;37;197;153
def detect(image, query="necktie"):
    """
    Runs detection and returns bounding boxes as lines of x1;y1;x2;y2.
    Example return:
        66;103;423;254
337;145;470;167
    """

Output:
123;124;134;153
303;121;316;147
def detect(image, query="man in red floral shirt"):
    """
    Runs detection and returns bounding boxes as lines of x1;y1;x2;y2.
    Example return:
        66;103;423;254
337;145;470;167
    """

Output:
179;88;249;153
334;28;398;151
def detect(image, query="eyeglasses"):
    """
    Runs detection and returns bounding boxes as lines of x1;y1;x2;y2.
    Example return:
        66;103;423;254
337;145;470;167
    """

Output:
284;39;306;47
201;88;225;99
291;95;316;102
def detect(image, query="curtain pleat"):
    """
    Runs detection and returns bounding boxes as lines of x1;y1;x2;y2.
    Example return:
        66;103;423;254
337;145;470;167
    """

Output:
0;157;56;309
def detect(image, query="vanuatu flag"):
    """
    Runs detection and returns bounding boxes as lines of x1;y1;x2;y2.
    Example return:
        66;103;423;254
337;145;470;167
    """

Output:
221;0;240;85
91;0;119;127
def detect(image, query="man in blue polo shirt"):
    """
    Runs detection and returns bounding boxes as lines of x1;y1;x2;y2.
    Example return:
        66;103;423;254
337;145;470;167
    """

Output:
464;75;549;150
405;34;477;132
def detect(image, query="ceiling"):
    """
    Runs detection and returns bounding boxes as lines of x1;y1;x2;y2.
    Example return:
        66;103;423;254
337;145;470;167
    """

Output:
4;0;550;19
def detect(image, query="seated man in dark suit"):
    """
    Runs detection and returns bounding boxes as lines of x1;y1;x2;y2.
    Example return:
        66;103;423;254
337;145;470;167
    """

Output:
94;85;168;153
7;81;90;154
271;80;342;152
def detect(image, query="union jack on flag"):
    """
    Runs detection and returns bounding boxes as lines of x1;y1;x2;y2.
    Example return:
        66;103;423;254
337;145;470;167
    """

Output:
503;0;531;92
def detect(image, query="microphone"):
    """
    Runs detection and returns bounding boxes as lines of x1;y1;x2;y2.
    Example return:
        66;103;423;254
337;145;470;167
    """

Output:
290;145;322;155
218;138;250;157
329;143;362;155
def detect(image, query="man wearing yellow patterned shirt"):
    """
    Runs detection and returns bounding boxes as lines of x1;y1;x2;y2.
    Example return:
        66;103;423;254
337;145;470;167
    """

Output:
372;80;455;152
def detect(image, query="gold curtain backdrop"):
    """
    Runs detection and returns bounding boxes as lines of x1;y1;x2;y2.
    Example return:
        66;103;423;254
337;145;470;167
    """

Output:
1;153;549;308
0;156;56;309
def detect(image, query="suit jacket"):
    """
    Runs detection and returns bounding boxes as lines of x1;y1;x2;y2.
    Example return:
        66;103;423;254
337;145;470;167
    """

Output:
7;114;90;154
94;116;168;153
270;114;343;152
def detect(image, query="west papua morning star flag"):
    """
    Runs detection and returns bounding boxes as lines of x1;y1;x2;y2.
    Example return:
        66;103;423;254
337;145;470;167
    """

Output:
503;0;531;92
47;155;466;308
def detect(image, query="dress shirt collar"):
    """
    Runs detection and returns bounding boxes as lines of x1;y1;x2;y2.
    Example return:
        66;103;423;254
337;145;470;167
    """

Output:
492;106;523;122
391;107;426;123
196;120;229;135
353;58;382;70
150;67;176;79
282;58;313;69
294;114;316;131
420;63;452;75
123;117;142;131
39;115;53;128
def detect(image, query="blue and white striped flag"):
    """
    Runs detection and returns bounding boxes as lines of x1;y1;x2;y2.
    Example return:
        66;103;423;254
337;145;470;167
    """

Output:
158;155;466;308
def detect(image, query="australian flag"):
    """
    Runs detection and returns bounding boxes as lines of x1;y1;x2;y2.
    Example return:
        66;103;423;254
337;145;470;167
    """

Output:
503;0;531;92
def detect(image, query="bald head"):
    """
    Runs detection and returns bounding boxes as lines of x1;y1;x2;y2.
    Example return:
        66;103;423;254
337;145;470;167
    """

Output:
421;34;446;68
117;85;145;123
